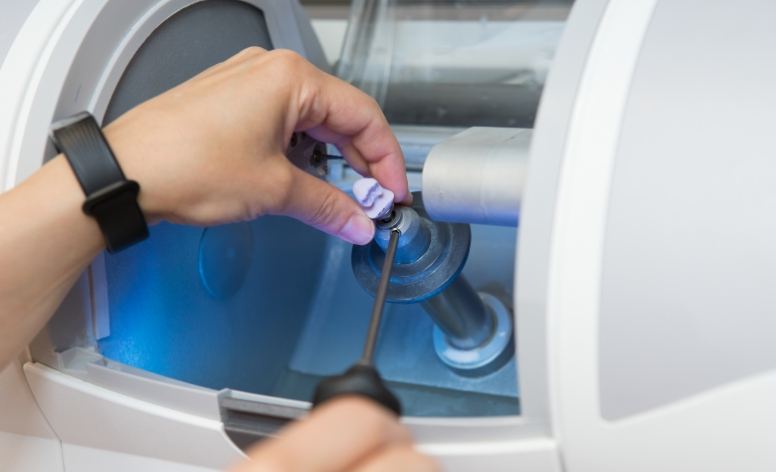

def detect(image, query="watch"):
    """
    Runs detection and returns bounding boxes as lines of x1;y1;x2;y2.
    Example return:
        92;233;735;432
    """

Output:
50;112;149;253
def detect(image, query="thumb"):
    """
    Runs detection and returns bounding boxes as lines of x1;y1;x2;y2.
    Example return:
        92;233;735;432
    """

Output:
279;165;375;245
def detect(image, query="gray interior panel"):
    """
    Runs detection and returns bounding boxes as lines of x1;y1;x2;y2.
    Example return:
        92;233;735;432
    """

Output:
599;0;776;419
105;0;272;122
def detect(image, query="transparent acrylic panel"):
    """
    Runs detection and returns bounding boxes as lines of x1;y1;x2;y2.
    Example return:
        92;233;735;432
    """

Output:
337;0;573;127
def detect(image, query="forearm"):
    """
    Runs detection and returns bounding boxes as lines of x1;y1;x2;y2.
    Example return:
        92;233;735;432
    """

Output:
0;47;409;371
0;155;104;367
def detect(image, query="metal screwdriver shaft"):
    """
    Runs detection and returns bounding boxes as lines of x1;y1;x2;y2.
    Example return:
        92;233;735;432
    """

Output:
360;228;400;365
311;227;403;416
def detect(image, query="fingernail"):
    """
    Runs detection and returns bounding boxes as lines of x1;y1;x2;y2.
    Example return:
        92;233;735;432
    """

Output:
341;214;374;245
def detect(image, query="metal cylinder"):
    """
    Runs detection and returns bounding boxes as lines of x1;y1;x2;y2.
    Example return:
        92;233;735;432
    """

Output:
432;291;514;376
422;127;530;227
351;192;514;376
374;206;431;264
352;193;470;303
421;276;494;350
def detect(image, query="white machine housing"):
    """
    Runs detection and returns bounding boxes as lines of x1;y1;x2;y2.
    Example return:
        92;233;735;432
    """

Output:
2;0;776;471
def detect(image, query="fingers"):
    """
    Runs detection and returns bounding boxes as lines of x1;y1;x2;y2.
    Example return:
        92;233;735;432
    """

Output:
334;141;370;177
278;164;375;245
242;397;411;472
290;62;410;204
352;446;440;472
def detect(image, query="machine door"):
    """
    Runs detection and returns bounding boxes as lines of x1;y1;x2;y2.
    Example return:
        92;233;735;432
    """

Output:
3;0;573;470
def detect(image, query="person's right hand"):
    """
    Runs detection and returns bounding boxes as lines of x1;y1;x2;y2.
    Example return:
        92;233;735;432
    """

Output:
103;47;410;245
230;397;439;472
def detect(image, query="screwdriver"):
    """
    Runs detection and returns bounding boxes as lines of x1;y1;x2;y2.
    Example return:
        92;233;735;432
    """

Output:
311;228;402;415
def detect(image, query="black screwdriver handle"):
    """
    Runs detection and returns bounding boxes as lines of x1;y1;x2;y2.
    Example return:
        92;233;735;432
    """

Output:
312;364;401;416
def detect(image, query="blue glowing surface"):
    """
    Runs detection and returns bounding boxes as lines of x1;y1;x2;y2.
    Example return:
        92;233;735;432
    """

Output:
98;218;520;415
99;217;327;394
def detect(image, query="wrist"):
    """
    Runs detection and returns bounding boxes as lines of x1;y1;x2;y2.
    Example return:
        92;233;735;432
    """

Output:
102;121;164;225
38;155;105;253
50;112;151;252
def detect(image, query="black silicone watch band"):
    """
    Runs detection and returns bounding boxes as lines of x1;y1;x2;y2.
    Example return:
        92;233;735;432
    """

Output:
50;112;149;253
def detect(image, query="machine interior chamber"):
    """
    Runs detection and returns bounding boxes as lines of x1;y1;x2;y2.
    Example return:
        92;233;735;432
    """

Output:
33;0;573;418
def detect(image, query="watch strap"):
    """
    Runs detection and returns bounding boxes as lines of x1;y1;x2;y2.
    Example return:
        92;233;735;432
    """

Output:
50;112;149;253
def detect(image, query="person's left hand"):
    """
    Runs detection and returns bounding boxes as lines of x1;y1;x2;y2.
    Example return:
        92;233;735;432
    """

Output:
103;47;410;245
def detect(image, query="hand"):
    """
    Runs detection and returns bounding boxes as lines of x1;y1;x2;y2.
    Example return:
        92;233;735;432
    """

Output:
230;397;438;472
103;47;409;245
0;47;410;367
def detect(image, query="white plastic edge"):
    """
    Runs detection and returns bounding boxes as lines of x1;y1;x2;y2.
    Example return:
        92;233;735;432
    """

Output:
24;362;243;470
0;0;79;190
546;0;656;466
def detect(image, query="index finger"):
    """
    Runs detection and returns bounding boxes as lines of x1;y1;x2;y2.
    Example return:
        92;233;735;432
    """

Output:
234;397;411;472
294;69;411;204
